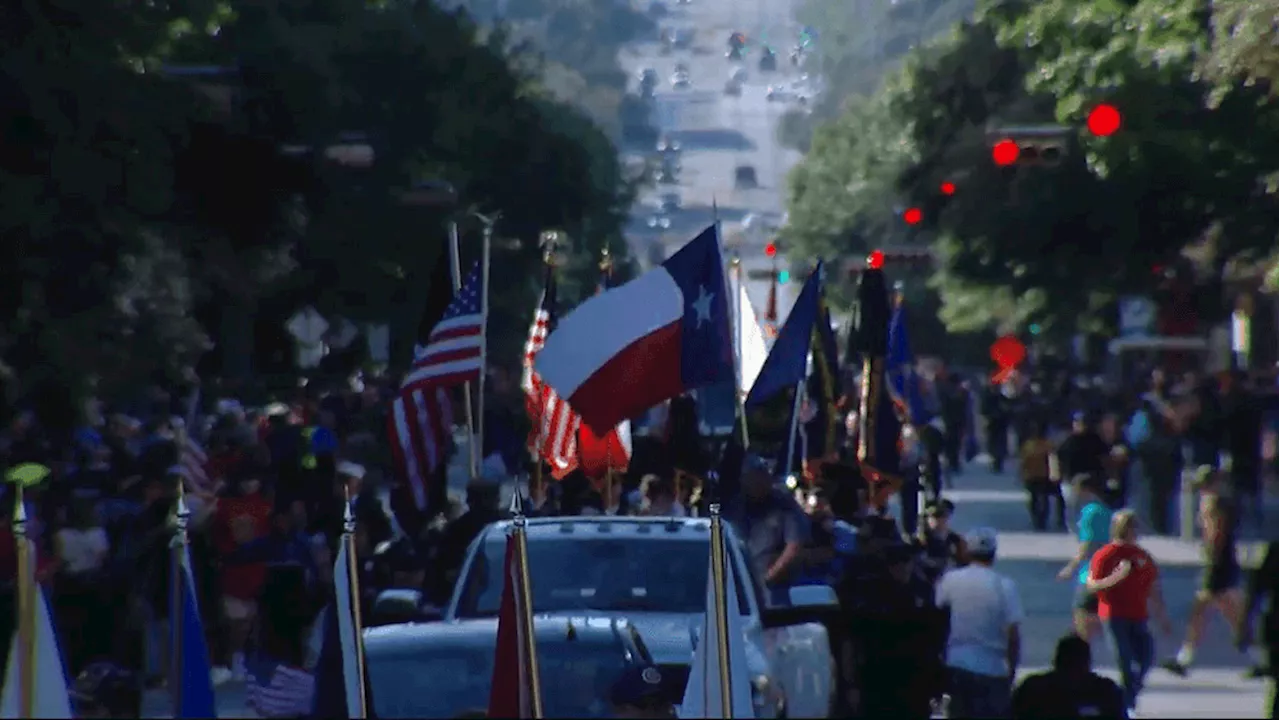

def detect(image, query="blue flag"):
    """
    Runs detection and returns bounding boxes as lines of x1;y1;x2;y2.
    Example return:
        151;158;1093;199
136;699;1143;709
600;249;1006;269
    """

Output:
171;547;216;719
746;261;824;407
887;298;931;425
805;283;841;459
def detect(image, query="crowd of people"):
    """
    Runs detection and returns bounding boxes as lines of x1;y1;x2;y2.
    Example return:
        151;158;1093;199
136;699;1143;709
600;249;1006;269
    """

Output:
0;359;1274;719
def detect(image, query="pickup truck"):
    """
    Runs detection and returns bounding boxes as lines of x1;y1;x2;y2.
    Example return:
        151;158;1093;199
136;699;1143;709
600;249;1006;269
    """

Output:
438;515;838;718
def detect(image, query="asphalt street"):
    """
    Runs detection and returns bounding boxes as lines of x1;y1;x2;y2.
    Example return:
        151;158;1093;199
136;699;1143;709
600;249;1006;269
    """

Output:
618;0;806;318
902;462;1275;719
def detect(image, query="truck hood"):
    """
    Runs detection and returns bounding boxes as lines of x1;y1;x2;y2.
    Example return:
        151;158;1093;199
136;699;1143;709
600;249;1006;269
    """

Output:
539;610;768;677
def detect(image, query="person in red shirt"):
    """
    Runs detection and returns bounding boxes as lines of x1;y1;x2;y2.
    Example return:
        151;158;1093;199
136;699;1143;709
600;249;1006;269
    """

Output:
213;469;272;681
1087;509;1172;716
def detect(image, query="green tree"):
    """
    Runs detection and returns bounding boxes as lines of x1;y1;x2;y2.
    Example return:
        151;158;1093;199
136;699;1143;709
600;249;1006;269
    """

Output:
1201;0;1278;102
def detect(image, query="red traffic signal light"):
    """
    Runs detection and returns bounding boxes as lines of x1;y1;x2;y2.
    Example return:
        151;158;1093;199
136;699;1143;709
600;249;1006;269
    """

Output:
903;207;923;226
940;181;956;196
867;250;885;270
1087;104;1121;137
992;139;1019;167
764;242;777;258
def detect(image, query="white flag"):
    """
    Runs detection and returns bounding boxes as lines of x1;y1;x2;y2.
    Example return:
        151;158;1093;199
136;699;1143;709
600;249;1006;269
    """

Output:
678;543;755;719
1;543;71;719
736;281;769;396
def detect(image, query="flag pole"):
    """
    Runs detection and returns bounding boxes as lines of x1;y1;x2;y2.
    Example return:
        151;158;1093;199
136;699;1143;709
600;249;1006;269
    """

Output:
475;212;499;479
169;484;191;718
12;483;33;719
707;498;734;715
730;256;750;450
449;220;481;480
510;492;545;718
530;237;557;505
783;377;805;480
343;485;371;719
600;246;616;512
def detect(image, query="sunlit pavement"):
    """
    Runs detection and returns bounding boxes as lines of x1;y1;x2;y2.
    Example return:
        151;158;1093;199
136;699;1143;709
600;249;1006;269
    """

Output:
900;463;1275;719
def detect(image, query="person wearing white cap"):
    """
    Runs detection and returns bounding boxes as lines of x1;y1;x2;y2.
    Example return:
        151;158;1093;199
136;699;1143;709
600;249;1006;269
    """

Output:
935;527;1024;718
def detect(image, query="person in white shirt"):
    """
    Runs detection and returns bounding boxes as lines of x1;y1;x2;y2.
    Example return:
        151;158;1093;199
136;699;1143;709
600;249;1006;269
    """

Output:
935;527;1023;718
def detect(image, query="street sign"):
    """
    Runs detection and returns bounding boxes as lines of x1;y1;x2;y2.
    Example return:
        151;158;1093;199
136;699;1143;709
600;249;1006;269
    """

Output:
1118;296;1156;337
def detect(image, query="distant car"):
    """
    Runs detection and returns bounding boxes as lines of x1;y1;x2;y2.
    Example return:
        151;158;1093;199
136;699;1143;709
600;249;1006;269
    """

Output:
670;71;691;89
647;215;672;229
660;192;681;213
734;164;759;189
365;616;660;718
759;48;778;72
657;136;681;153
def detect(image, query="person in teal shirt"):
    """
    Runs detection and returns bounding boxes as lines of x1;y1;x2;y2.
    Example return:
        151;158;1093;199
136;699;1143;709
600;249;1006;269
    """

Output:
1057;476;1114;642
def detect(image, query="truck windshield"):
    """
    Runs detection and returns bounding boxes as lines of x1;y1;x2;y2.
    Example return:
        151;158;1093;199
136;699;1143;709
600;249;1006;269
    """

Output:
454;536;752;618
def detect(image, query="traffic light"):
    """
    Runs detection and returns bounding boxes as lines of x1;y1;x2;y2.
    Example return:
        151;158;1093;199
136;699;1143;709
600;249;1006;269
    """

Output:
764;242;777;258
845;247;933;276
867;250;885;269
1086;104;1121;137
1028;323;1042;335
940;181;956;196
778;269;790;283
987;125;1068;167
902;208;923;226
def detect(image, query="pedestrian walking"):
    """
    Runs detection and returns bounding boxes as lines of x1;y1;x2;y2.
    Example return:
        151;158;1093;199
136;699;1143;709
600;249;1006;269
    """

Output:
936;527;1023;718
1161;468;1244;677
1087;510;1173;715
1236;540;1277;718
1056;476;1113;643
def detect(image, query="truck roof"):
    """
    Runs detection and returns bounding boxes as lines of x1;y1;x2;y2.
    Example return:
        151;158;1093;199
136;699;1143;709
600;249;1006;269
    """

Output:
478;515;722;543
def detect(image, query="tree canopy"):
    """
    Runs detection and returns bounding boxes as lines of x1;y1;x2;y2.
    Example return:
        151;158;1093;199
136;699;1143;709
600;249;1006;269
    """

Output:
0;0;634;400
784;0;1277;339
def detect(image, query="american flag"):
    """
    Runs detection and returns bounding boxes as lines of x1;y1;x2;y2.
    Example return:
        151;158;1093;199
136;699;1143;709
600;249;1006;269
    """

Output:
389;260;485;510
523;264;580;477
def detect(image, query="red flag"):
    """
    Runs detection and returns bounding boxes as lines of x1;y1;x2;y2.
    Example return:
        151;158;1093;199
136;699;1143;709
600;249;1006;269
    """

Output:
488;532;534;718
576;420;632;483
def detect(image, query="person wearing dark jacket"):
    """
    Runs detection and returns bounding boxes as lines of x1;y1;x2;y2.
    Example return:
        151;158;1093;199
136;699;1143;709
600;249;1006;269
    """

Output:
1237;540;1278;718
1013;634;1126;719
437;481;503;602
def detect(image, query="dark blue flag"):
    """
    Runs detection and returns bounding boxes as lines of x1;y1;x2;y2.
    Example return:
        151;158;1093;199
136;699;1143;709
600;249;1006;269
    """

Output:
887;295;932;425
746;261;824;407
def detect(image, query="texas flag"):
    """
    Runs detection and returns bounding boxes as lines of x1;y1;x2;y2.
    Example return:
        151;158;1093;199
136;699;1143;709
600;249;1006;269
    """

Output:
534;226;734;431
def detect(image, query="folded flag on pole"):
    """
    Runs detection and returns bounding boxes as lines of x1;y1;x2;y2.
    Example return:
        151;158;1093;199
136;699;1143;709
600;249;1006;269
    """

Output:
171;546;216;718
677;542;754;719
523;262;581;478
887;291;931;426
534;225;734;432
309;524;366;719
488;530;536;718
0;539;71;718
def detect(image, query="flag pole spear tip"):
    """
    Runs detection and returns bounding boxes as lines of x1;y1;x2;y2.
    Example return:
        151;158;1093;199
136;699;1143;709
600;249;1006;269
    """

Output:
509;486;526;521
342;484;356;533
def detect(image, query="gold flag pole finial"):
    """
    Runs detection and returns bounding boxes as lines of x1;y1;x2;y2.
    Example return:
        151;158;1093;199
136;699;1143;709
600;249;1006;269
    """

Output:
707;495;734;715
343;486;371;719
7;463;49;720
509;491;545;718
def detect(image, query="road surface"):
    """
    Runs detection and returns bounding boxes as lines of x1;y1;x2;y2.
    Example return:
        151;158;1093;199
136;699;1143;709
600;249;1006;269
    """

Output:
618;0;806;318
901;462;1275;719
